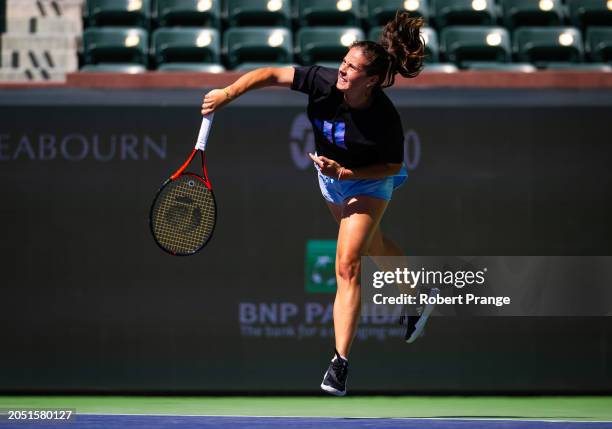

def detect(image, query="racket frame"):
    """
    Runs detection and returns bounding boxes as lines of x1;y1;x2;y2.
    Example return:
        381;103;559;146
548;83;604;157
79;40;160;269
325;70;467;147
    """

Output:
149;114;217;256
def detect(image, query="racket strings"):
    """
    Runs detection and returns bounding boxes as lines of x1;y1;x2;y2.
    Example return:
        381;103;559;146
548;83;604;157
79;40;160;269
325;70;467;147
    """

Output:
151;175;216;254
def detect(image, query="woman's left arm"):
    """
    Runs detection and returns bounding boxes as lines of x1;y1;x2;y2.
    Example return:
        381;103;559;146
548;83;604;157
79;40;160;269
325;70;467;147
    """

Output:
309;153;402;180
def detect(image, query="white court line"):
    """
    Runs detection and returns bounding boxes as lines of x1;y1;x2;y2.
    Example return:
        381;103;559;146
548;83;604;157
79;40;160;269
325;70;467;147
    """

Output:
77;413;612;424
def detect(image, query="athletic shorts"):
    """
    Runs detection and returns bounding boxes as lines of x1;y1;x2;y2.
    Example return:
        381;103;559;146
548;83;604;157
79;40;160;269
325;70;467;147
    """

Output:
316;163;408;205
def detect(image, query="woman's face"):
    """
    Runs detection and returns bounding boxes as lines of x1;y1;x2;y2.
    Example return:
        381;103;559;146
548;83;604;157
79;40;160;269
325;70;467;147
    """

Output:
336;47;378;94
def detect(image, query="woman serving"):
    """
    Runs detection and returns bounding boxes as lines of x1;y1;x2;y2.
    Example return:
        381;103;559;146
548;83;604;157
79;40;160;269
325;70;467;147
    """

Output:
202;12;431;396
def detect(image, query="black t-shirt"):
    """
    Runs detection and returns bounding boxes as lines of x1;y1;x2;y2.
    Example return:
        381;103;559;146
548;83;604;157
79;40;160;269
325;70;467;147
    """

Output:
291;65;404;169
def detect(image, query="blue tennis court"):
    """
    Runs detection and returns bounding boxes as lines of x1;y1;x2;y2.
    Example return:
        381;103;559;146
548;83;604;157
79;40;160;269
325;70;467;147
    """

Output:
3;414;612;429
2;396;612;429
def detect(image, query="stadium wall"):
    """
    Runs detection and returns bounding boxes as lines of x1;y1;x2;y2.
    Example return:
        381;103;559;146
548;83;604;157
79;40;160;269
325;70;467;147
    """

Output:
1;86;611;393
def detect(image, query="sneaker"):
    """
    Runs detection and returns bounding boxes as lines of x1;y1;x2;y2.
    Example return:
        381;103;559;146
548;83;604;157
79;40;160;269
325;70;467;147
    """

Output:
320;350;349;396
401;287;440;344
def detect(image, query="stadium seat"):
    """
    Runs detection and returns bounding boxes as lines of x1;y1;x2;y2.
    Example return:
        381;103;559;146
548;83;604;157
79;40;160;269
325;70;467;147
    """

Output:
368;26;383;42
152;28;220;68
224;27;292;69
568;0;612;28
441;26;510;68
81;64;147;72
434;0;497;28
234;62;295;71
514;27;584;67
155;0;221;27
297;27;365;65
466;62;536;71
298;0;361;27
0;0;5;33
420;27;439;62
315;61;342;68
500;0;564;30
83;27;148;66
157;63;225;72
544;62;612;71
586;27;612;63
85;0;150;28
227;0;291;27
364;0;430;28
421;63;458;72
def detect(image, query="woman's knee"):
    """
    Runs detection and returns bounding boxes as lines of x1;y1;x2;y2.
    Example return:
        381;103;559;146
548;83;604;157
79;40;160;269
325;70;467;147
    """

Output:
336;253;361;283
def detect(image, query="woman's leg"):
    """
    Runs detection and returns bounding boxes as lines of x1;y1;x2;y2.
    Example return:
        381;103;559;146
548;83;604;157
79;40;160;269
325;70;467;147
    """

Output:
324;197;432;354
333;195;389;358
325;201;414;339
326;199;409;298
326;201;403;257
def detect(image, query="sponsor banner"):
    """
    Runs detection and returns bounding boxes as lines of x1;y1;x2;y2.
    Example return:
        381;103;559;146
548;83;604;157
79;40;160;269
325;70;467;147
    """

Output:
304;240;337;293
238;301;405;342
0;133;167;161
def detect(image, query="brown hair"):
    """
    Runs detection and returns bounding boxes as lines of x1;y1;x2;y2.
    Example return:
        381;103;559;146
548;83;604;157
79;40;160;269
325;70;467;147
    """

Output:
352;11;426;88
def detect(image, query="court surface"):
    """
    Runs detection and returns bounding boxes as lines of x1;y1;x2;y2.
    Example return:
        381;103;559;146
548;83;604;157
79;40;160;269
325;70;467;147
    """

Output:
1;396;611;428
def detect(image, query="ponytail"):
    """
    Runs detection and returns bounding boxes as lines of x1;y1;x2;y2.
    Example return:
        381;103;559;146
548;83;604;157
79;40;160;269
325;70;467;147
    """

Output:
352;11;425;88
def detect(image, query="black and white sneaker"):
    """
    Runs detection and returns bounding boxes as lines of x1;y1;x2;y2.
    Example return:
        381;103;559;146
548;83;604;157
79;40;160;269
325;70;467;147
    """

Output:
320;350;349;396
400;287;440;344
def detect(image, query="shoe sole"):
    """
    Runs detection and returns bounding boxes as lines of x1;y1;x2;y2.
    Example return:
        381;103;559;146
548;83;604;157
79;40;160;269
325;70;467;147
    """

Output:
320;370;346;396
406;287;440;344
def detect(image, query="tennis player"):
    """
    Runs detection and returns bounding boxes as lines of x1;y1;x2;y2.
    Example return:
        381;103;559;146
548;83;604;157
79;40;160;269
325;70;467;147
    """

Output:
202;12;437;396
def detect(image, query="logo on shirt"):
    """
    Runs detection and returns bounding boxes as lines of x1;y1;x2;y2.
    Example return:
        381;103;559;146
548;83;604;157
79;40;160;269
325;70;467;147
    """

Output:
288;113;422;172
313;119;347;150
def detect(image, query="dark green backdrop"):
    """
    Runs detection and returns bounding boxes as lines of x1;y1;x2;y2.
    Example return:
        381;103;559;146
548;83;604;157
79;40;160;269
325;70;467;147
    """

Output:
0;87;611;393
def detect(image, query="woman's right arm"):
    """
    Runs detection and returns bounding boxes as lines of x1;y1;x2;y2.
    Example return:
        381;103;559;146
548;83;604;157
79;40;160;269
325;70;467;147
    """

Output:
201;67;295;115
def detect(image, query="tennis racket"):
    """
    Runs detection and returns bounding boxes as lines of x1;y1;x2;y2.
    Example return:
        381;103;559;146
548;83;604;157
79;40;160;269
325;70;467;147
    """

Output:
149;114;216;256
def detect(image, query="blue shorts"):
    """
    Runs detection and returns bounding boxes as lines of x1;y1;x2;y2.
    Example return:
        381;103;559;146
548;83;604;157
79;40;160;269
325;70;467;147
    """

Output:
316;164;408;205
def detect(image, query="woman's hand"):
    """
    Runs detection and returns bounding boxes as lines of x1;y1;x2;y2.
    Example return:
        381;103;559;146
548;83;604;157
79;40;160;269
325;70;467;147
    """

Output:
201;88;231;115
309;153;344;180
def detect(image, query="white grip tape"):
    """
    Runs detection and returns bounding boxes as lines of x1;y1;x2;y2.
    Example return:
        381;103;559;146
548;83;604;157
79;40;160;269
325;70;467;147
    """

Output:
195;113;214;151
